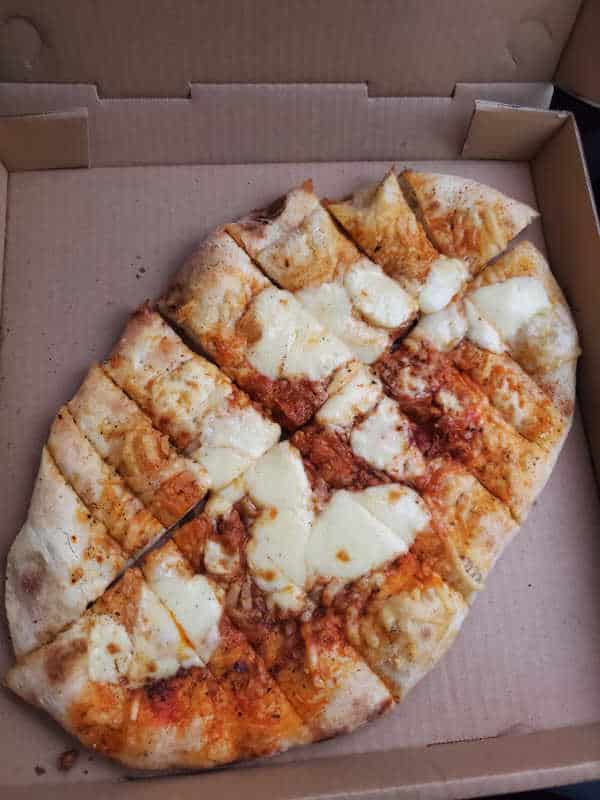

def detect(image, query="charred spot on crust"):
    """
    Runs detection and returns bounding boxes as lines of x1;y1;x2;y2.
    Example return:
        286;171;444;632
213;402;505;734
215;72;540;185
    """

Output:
20;563;46;596
44;638;88;684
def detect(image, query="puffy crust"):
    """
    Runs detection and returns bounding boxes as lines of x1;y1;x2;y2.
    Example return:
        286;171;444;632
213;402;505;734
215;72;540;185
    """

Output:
5;568;240;770
327;170;439;293
68;364;209;526
348;566;468;700
228;181;359;291
48;407;164;555
418;457;516;596
402;170;537;273
5;448;126;658
451;342;568;451
160;228;270;368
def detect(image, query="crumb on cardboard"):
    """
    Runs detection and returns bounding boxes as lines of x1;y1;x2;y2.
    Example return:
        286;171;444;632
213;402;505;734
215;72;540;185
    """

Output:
57;749;79;771
34;765;46;776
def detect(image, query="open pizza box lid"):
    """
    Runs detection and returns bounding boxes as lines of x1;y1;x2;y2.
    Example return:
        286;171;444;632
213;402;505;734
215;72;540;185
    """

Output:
0;2;599;797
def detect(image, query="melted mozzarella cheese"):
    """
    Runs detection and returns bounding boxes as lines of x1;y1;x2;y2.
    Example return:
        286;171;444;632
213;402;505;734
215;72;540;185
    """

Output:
418;257;469;314
247;287;351;380
410;302;468;351
204;476;247;519
247;507;311;600
193;404;280;489
296;281;389;364
144;549;223;665
306;491;409;583
464;299;506;353
245;443;314;611
204;538;240;578
514;306;580;371
128;583;201;684
88;614;133;684
344;258;417;329
350;397;425;480
245;442;313;514
246;288;292;379
468;277;551;342
351;485;430;549
316;362;383;428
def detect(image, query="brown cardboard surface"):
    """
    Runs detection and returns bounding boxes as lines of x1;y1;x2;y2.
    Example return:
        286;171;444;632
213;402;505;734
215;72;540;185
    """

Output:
0;82;556;166
0;109;89;170
556;0;600;104
462;102;568;160
1;160;600;795
533;116;600;484
0;1;581;98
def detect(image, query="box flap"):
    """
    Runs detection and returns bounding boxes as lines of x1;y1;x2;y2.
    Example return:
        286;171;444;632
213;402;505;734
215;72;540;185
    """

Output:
556;0;600;105
462;102;568;160
0;82;554;166
0;158;6;309
0;109;89;170
0;1;580;98
533;116;600;482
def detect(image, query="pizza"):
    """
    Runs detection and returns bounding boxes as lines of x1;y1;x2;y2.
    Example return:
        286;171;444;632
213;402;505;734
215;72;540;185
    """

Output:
4;169;579;772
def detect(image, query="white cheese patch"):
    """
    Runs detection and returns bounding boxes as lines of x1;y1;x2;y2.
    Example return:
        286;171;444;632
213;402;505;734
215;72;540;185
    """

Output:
204;476;248;519
193;404;280;489
344;258;417;329
147;555;223;665
128;583;201;685
245;443;314;611
246;288;292;379
305;491;409;584
468;277;551;343
296;281;389;364
316;362;383;428
245;442;313;515
514;306;580;371
246;507;311;610
418;257;469;314
88;614;133;684
350;397;425;480
351;485;430;550
247;287;351;380
410;302;468;351
464;299;506;353
204;538;240;578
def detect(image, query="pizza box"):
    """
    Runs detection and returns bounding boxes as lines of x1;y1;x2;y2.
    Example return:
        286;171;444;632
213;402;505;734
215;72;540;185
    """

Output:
0;1;599;797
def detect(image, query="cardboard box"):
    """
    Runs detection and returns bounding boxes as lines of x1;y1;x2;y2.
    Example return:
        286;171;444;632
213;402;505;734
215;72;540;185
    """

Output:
0;2;599;797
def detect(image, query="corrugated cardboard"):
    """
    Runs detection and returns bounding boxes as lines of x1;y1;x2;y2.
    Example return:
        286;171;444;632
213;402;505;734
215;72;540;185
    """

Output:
0;1;582;98
0;2;599;798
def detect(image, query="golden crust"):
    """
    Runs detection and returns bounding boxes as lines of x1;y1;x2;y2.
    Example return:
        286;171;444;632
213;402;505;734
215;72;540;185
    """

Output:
328;170;438;291
402;170;538;273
